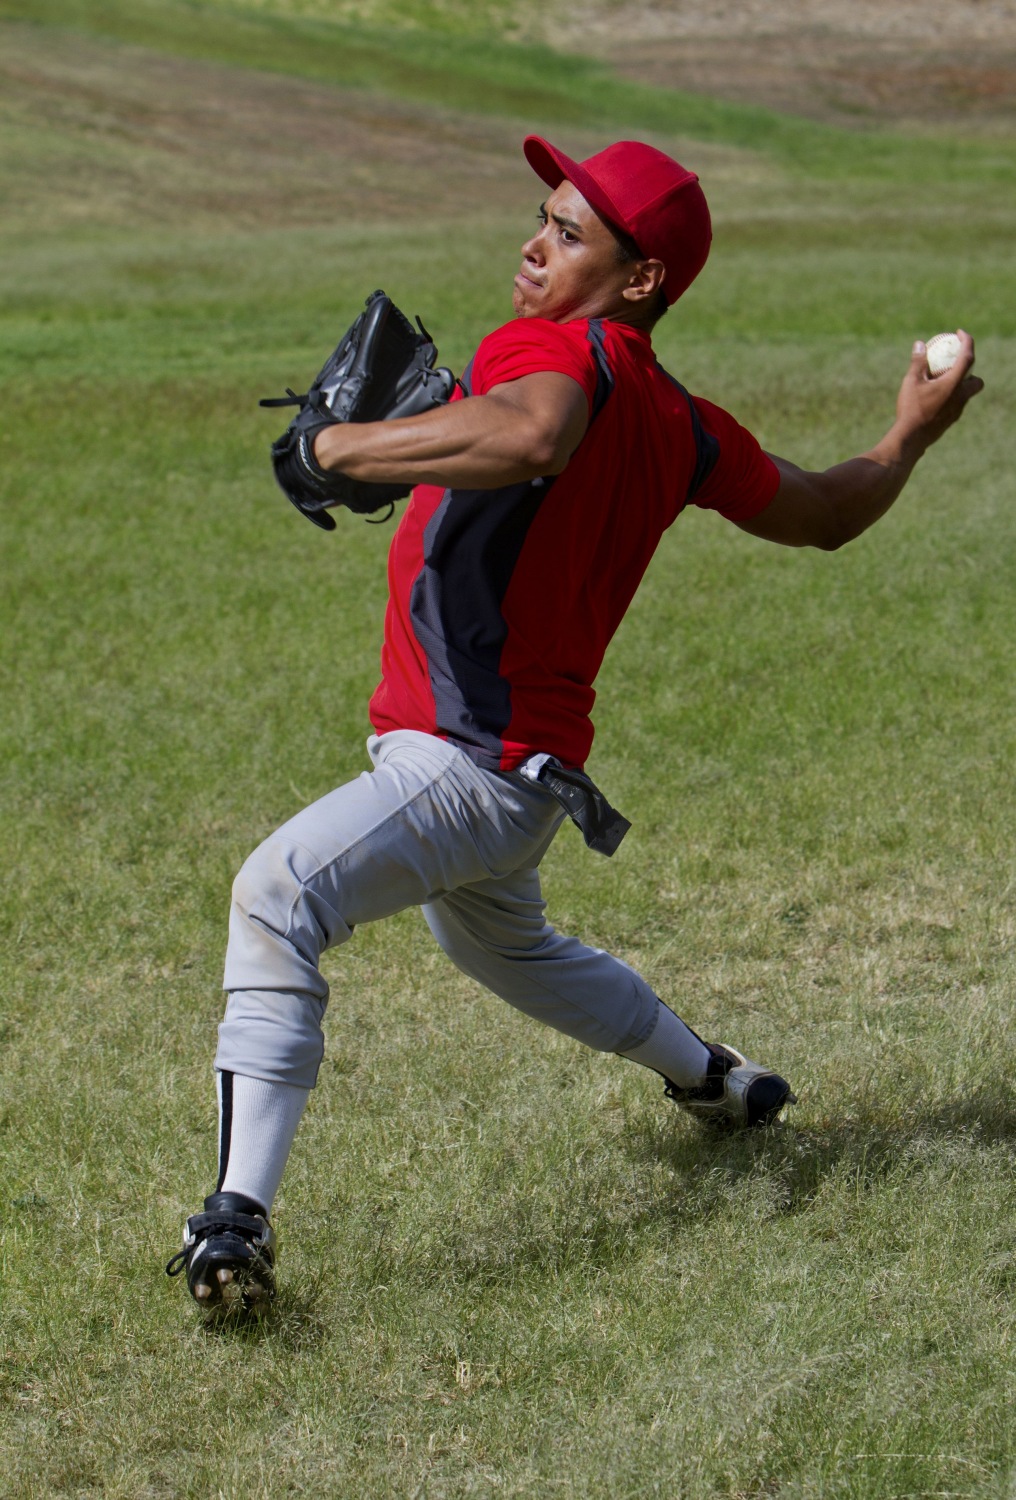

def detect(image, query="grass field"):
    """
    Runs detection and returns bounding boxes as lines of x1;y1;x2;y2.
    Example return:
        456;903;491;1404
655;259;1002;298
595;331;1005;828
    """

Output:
1;3;1015;1496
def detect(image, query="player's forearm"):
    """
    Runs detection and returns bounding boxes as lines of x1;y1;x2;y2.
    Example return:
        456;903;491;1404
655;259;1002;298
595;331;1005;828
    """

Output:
804;402;961;546
314;392;568;490
806;423;925;546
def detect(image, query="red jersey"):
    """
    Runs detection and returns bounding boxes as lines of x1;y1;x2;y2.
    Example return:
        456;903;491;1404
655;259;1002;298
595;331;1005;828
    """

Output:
369;316;778;771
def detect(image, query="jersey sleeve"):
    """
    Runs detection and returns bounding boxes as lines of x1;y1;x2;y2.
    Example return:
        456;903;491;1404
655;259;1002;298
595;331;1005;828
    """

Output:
469;318;600;412
688;396;780;523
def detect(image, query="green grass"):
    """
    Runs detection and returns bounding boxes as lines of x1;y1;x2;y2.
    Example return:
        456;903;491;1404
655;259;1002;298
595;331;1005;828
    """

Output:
1;5;1015;1497
4;0;1016;184
165;0;588;43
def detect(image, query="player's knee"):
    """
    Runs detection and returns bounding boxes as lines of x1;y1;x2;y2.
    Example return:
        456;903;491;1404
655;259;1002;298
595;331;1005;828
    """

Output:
230;835;353;961
231;837;306;927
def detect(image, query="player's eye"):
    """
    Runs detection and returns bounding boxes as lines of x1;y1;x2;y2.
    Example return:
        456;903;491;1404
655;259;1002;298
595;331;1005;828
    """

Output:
536;210;548;227
560;227;577;243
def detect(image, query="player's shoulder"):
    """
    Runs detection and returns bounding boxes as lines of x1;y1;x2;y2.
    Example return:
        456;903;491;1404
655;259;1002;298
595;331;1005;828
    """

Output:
471;317;598;397
478;316;593;357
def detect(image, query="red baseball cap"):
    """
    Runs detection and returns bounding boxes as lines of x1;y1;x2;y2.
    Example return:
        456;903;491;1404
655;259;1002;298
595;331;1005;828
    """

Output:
523;136;712;304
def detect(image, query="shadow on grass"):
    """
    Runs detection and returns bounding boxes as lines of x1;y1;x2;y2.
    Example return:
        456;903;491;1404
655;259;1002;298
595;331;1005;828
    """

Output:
627;1080;1016;1223
189;1084;1016;1326
197;1281;329;1350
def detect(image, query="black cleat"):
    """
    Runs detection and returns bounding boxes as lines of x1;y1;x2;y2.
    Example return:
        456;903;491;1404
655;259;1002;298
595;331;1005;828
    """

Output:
166;1191;276;1311
665;1043;797;1128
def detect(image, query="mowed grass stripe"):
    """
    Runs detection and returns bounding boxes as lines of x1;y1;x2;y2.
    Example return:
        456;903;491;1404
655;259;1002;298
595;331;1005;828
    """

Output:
3;0;1016;184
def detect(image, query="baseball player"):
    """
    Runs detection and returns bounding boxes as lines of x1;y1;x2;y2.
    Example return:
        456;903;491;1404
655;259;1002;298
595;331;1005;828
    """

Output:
167;136;982;1310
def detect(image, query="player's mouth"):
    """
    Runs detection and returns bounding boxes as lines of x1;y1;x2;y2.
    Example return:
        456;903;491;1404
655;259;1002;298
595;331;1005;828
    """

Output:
515;269;544;292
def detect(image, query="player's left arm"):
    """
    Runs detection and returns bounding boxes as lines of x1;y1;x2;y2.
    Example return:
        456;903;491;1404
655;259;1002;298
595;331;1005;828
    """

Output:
736;333;984;551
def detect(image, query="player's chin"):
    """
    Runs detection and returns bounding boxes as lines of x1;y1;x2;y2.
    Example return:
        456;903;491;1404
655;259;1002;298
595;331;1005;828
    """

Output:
512;276;543;318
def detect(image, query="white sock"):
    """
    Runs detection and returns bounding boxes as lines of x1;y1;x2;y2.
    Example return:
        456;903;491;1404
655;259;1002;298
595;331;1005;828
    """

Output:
216;1071;309;1216
619;1000;711;1087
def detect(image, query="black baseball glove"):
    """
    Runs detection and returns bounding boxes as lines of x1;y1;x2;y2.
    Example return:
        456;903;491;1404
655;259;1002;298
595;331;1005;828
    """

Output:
261;289;456;530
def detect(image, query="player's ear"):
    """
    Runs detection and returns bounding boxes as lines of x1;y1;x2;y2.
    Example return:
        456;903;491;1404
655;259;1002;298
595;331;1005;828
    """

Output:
623;259;666;304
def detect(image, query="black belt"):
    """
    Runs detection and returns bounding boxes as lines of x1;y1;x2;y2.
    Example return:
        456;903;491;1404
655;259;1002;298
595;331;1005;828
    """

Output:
527;759;631;858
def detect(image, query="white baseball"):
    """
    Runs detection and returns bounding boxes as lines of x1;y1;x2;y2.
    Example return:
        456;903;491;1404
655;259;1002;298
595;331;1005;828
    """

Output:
925;332;962;378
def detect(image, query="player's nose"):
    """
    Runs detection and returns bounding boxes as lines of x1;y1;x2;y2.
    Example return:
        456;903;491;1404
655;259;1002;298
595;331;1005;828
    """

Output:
521;229;545;261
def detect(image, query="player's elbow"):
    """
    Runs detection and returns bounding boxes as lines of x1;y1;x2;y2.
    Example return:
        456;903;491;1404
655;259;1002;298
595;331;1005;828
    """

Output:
815;501;866;550
542;442;576;476
814;521;850;552
791;490;854;551
519;420;575;477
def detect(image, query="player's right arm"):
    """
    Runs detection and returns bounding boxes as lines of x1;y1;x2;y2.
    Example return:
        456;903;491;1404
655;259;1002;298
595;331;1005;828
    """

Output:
736;333;983;551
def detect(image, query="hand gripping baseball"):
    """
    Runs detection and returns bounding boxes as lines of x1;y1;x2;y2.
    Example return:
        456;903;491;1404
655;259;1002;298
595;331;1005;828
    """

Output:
261;290;457;529
895;329;983;457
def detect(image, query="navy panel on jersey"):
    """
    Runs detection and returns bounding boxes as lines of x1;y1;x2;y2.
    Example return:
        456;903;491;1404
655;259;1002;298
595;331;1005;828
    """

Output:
409;476;552;765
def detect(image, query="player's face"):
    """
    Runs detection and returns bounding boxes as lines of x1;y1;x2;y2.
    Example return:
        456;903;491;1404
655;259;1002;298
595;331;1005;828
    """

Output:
513;181;637;322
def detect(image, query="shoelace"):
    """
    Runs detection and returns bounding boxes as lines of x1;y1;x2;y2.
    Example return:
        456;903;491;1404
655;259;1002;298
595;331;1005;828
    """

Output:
165;1247;190;1277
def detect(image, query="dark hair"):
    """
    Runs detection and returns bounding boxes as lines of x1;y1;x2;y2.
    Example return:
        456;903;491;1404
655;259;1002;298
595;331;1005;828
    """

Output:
612;225;644;264
612;227;668;323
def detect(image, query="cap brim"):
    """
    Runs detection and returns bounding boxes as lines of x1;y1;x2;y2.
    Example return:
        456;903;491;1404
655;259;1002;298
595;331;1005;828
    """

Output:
523;135;636;249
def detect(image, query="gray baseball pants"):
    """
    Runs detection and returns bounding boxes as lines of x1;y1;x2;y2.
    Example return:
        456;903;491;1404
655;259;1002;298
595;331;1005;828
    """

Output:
216;729;660;1088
